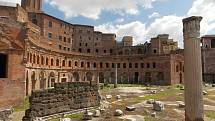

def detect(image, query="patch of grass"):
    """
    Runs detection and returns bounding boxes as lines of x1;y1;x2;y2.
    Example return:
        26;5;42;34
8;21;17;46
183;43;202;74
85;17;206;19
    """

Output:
206;111;215;119
144;116;154;121
49;113;82;121
65;113;82;119
14;96;30;112
125;88;182;104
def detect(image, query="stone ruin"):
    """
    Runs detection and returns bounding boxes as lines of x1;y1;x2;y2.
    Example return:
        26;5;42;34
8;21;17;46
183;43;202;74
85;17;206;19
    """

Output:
22;82;100;121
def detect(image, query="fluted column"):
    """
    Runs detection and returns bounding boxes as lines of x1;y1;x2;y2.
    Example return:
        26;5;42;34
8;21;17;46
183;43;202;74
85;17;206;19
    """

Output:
182;16;204;121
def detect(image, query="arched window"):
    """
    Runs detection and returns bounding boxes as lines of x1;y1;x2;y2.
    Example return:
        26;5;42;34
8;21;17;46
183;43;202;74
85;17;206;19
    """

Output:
30;53;32;63
123;63;126;68
100;62;103;68
37;55;40;64
46;58;49;65
75;61;78;67
94;62;97;68
153;62;156;68
41;56;44;65
81;62;84;67
33;54;36;63
62;60;65;67
51;58;54;66
56;59;59;66
68;61;71;67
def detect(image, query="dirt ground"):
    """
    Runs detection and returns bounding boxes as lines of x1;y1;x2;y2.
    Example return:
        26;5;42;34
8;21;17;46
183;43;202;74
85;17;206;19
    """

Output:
11;84;215;121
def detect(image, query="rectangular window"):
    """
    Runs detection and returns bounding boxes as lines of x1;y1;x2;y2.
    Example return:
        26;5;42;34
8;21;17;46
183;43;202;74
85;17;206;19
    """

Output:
117;63;120;68
211;39;215;48
100;62;103;68
48;21;52;28
87;62;90;68
112;63;115;68
106;63;109;68
59;36;62;41
0;54;7;78
141;63;144;68
123;63;126;68
129;63;132;68
48;33;52;39
59;45;62;49
135;63;138;68
147;63;150;68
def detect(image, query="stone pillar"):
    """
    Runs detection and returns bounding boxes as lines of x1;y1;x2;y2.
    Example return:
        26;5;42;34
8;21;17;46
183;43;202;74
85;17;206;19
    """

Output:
182;16;204;121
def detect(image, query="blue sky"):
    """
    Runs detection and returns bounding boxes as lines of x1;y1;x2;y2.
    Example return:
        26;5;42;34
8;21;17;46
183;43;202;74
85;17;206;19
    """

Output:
1;0;215;47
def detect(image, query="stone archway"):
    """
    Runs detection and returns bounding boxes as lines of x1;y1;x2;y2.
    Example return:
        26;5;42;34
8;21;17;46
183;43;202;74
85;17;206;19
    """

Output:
73;72;80;82
86;72;93;81
49;72;55;88
99;72;104;83
31;71;36;90
134;72;139;84
26;71;29;96
39;71;46;89
110;72;115;84
179;72;183;84
122;73;128;84
145;72;151;84
157;72;164;85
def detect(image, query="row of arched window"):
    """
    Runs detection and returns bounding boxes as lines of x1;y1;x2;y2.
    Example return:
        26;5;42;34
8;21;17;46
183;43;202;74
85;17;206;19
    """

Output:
27;53;157;69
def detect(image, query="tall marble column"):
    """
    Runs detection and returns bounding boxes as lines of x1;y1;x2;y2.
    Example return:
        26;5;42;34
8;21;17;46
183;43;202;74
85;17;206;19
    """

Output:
182;16;204;121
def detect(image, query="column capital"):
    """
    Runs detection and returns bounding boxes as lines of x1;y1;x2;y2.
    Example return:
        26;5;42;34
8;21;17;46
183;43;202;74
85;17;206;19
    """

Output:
182;16;202;38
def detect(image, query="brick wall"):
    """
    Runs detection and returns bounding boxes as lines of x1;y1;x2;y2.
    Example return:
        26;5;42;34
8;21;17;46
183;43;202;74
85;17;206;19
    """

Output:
23;82;100;120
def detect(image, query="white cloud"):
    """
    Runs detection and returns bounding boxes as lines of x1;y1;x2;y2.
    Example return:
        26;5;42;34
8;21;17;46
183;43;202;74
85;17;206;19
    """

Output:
0;0;21;4
95;21;147;45
45;0;158;19
96;15;183;47
148;12;160;19
187;0;215;35
96;0;215;48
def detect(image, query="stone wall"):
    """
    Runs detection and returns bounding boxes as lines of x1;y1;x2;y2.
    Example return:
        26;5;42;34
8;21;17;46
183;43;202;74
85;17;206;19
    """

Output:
0;109;13;121
23;82;100;120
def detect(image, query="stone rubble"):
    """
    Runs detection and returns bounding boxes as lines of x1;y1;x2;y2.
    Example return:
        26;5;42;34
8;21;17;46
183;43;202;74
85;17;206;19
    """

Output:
153;101;164;111
114;109;123;116
22;82;100;121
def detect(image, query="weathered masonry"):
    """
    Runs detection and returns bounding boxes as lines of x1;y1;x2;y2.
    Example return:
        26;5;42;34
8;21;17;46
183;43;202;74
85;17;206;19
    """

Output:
22;82;100;121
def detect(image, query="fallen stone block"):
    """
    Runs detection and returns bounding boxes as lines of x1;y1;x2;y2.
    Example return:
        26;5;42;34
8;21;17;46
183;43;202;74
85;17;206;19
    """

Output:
153;101;164;111
114;109;123;116
125;106;136;111
146;99;155;104
93;110;101;117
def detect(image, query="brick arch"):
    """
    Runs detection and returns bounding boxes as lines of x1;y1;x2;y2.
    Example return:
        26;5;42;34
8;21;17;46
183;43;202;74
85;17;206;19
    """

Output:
86;72;93;82
31;71;36;90
39;71;46;89
48;71;56;87
98;72;104;83
26;71;29;96
73;72;79;82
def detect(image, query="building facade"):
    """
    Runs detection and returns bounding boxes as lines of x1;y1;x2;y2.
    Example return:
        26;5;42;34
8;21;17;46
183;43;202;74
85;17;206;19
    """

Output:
201;35;215;83
0;0;184;109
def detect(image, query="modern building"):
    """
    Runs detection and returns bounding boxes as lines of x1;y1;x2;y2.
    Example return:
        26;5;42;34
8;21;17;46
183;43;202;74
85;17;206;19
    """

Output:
0;0;184;109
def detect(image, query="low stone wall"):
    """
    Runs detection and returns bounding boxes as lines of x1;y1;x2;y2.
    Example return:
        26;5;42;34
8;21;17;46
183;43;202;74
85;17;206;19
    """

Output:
23;82;100;121
0;109;13;121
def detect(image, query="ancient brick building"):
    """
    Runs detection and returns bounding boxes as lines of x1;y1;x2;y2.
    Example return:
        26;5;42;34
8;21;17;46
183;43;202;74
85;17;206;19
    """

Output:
201;35;215;83
0;0;184;109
